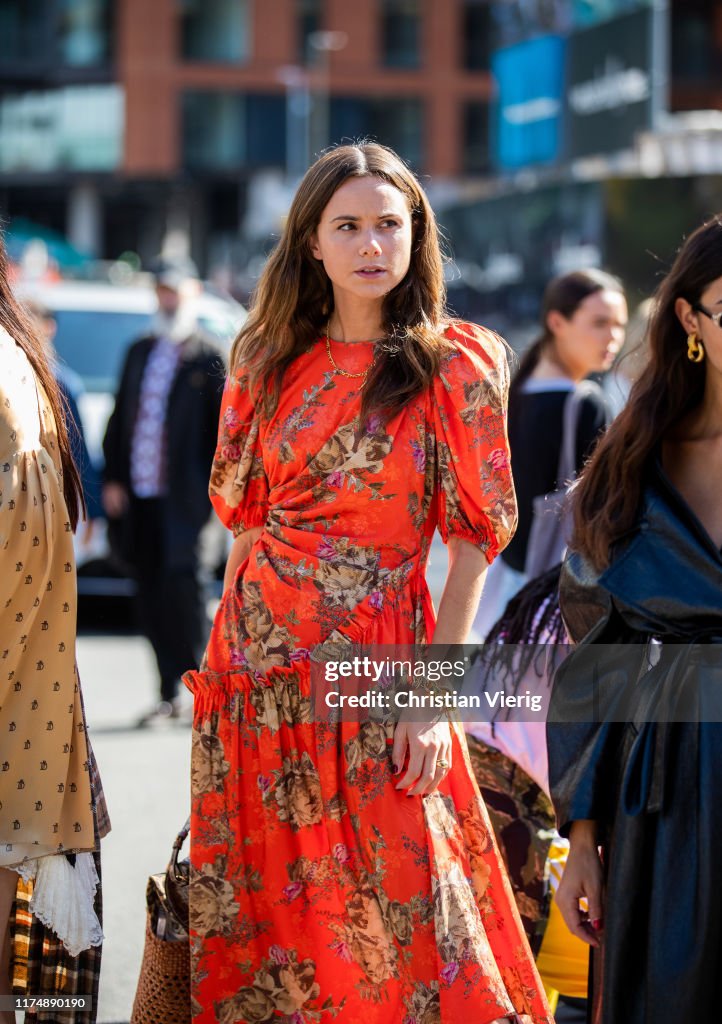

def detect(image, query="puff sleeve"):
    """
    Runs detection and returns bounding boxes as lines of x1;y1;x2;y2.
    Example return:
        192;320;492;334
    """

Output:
432;323;517;564
208;366;269;535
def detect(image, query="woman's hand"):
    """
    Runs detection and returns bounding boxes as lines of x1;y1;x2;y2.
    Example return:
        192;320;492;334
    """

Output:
555;820;604;947
392;717;452;796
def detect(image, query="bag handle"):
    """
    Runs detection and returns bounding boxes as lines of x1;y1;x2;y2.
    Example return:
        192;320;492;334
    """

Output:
556;381;598;489
168;817;190;884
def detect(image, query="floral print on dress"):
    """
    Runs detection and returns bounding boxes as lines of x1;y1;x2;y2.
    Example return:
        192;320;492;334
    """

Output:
186;323;550;1023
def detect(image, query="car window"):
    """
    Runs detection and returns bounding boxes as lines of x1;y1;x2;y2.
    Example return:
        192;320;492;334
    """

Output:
53;310;153;393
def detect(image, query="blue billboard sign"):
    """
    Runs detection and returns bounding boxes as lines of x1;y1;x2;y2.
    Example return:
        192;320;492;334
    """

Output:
491;34;566;171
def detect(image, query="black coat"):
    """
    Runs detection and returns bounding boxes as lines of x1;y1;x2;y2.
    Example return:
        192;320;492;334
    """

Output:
103;333;226;565
547;461;722;1024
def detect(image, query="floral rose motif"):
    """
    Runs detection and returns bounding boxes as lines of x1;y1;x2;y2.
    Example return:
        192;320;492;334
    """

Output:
423;793;460;842
191;720;230;796
217;987;274;1024
332;843;350;864
273;752;324;831
439;962;459;986
403;981;441;1024
190;865;238;937
358;721;387;758
283;882;303;901
386;899;413;946
488;446;509;471
344;887;399;984
457;805;494;894
433;865;486;964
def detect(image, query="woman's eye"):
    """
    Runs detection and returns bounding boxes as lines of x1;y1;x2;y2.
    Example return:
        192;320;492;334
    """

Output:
381;219;399;228
338;222;355;231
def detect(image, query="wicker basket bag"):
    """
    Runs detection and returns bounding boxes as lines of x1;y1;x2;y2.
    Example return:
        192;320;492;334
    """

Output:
130;820;191;1024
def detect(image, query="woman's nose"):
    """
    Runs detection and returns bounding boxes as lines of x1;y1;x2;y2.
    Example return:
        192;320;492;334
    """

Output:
359;234;382;256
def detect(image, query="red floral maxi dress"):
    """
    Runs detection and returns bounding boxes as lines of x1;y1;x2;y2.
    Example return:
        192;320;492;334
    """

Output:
185;322;553;1024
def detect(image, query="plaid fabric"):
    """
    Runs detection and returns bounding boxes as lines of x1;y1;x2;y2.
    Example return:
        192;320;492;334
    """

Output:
466;734;556;957
87;739;111;841
9;730;107;1024
12;851;102;1024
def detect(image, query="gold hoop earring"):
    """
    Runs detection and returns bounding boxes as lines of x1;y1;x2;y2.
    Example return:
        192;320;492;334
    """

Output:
687;333;705;363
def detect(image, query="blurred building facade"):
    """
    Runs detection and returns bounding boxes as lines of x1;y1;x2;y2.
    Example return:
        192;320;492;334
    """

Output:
1;0;722;315
0;0;496;286
441;0;722;331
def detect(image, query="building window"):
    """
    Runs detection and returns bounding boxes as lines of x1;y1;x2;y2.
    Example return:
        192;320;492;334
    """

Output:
183;92;245;170
298;0;323;63
182;91;286;171
463;0;491;71
0;84;123;172
671;0;720;82
330;97;423;168
463;101;490;173
381;0;420;69
180;0;250;64
0;0;47;62
58;0;112;67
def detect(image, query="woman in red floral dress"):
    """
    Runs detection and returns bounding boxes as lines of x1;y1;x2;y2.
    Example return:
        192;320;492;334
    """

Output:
185;143;552;1024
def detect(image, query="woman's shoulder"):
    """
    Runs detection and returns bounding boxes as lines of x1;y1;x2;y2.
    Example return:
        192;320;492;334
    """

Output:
442;319;507;366
438;320;509;388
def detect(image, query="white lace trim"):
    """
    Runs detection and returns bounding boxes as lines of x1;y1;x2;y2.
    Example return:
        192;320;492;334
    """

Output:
13;853;104;957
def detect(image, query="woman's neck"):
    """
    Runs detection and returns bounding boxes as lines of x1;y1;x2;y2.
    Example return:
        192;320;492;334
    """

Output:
532;347;584;384
327;298;384;344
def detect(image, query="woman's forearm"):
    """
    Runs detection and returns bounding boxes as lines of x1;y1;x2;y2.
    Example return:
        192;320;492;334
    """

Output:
223;526;263;591
431;537;488;645
569;819;599;849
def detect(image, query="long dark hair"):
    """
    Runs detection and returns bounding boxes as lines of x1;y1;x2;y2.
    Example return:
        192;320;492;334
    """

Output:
572;216;721;569
509;268;624;409
231;142;453;424
0;230;84;529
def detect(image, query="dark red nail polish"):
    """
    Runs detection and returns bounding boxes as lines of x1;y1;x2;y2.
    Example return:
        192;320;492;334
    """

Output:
591;918;603;931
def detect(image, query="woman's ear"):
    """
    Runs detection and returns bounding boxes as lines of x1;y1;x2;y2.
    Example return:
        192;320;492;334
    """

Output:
545;309;566;337
309;233;322;261
674;296;698;336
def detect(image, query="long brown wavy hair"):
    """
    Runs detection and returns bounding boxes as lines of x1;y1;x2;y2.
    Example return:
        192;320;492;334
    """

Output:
509;268;624;410
231;143;453;423
571;216;722;569
0;230;84;529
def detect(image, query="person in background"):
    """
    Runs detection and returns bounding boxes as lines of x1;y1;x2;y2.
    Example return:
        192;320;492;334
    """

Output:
102;263;226;725
0;231;109;1023
474;269;627;638
464;270;627;1015
24;299;103;532
550;215;722;1023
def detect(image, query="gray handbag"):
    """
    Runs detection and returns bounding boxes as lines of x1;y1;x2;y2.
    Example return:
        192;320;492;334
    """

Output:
523;381;598;579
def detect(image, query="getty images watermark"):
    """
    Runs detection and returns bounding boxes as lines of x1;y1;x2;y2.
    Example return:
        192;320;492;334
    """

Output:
310;644;550;723
309;642;722;725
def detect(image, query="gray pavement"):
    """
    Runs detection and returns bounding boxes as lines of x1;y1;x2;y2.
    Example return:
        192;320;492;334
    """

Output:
79;533;452;1023
77;636;191;1024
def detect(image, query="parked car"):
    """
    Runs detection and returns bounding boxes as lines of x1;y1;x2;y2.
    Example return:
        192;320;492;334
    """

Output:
16;279;246;597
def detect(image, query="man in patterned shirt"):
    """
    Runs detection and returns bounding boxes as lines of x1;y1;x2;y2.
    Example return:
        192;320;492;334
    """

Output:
103;262;226;724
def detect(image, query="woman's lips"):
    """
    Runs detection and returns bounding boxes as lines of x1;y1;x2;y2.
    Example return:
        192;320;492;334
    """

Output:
355;268;386;277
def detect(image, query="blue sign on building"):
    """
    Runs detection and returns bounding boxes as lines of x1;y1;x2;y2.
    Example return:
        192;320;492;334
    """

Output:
491;35;566;171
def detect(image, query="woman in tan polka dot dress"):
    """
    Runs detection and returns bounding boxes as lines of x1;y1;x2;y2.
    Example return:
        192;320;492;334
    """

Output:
0;236;108;1021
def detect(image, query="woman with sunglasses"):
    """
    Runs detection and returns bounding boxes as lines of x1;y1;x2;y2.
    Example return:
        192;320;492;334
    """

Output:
548;216;722;1022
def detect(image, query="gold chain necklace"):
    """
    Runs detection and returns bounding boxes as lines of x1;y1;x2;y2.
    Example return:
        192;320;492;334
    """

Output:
324;324;380;382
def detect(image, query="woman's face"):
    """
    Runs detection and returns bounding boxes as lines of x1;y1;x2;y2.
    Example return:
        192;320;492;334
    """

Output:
310;175;413;311
548;289;628;378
